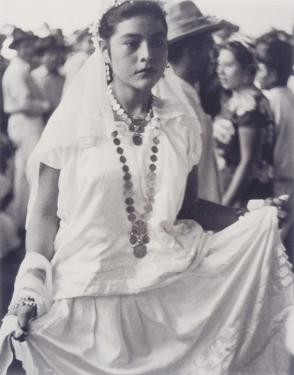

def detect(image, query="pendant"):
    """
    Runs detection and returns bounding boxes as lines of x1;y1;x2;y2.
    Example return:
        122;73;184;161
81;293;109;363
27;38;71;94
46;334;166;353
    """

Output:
133;134;143;146
133;244;147;259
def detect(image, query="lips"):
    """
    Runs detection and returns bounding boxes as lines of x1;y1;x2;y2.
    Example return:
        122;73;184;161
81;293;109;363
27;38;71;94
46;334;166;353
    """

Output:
136;67;157;75
219;77;228;85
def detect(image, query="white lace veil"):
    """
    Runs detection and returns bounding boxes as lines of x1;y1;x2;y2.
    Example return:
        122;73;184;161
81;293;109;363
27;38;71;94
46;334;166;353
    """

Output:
26;0;202;227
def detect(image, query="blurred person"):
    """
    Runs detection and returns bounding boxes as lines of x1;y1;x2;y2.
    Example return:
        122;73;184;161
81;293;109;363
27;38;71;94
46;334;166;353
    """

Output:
255;36;294;197
0;134;20;259
165;0;222;203
32;35;67;123
215;41;274;207
62;28;93;91
2;28;50;233
255;36;294;265
0;34;9;135
0;172;20;260
287;27;294;94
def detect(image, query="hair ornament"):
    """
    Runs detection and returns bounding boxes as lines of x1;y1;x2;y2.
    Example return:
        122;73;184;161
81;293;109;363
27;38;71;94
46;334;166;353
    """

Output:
89;0;165;50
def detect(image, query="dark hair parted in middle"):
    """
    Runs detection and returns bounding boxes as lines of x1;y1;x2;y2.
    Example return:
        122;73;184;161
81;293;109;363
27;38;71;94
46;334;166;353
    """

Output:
99;1;168;40
221;41;257;77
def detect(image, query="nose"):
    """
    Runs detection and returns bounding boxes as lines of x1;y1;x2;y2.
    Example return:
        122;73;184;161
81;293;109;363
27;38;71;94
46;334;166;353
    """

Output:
217;64;223;77
138;41;153;63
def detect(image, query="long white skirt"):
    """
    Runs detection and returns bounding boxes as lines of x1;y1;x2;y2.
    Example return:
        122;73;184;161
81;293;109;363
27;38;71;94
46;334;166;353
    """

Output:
13;207;294;375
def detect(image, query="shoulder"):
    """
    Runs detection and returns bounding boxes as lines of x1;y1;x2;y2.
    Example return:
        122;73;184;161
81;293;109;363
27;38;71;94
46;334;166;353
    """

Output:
153;95;199;128
266;87;294;103
3;58;29;82
230;88;270;117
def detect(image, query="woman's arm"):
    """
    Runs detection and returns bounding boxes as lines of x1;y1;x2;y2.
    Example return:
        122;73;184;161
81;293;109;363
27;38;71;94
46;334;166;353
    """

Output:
222;127;262;206
25;163;60;261
12;163;60;341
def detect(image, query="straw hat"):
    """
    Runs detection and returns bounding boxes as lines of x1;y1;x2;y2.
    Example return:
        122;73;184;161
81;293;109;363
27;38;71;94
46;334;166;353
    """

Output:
165;0;223;43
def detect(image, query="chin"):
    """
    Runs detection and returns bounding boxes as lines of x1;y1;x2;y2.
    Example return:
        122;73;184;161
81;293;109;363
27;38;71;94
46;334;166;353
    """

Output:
133;78;159;92
220;83;229;90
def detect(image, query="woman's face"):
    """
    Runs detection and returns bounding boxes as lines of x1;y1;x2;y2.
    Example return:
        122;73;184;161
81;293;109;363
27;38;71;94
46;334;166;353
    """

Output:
217;49;247;91
105;14;167;92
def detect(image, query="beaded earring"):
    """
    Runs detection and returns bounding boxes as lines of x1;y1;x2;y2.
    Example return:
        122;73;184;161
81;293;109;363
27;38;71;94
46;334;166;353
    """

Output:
105;62;113;84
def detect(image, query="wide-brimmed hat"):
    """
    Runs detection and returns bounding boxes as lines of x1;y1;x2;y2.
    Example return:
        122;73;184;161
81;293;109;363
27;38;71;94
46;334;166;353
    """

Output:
217;19;239;34
165;0;223;43
9;27;37;49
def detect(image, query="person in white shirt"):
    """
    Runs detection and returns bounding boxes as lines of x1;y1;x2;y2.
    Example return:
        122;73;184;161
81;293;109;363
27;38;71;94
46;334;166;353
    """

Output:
2;28;50;232
62;28;93;92
32;35;67;123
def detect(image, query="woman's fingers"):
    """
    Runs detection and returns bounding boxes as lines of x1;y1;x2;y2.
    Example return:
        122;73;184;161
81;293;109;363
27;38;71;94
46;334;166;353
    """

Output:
213;118;235;144
12;325;28;342
265;195;290;227
12;305;36;342
247;196;290;228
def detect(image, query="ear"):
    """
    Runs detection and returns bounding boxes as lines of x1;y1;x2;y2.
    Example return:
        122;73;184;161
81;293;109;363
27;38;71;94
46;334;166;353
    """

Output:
99;39;111;64
268;68;278;86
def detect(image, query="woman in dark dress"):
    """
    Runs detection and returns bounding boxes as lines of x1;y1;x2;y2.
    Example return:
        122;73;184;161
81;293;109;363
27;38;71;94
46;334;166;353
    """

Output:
215;41;274;207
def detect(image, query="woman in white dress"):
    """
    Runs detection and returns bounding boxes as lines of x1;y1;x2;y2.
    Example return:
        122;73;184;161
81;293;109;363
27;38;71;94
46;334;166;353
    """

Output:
0;1;293;374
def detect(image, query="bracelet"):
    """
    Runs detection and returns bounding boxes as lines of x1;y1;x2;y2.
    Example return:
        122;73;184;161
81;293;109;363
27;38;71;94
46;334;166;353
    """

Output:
8;296;38;318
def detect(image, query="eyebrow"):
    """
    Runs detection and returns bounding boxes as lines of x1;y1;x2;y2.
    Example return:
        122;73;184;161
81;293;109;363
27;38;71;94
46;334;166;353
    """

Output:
120;31;166;39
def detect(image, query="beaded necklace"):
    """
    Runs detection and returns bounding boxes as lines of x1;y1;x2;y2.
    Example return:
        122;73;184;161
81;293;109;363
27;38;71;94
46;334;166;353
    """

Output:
108;85;153;146
109;88;160;259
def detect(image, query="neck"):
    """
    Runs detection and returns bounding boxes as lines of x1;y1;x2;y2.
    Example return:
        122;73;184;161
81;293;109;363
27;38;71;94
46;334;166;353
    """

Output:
233;82;255;95
111;80;152;117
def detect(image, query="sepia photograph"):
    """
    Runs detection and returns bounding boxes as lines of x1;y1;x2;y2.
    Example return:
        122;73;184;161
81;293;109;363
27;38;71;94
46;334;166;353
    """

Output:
0;0;293;374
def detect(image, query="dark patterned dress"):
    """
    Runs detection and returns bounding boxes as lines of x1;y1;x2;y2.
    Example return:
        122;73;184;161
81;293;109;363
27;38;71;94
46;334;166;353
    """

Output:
217;90;274;206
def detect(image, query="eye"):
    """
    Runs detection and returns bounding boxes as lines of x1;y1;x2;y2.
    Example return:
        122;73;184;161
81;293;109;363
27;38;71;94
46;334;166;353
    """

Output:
124;40;140;49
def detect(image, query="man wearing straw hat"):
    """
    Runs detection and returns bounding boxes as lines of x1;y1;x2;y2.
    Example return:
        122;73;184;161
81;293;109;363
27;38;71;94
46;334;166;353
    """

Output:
165;0;223;203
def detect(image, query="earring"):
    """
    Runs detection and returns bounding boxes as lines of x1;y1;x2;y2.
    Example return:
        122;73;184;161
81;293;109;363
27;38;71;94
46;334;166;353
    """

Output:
105;62;113;84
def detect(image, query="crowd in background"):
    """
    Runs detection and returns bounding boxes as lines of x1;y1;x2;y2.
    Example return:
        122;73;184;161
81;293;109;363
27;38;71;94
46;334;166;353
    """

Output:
0;11;293;264
0;25;94;260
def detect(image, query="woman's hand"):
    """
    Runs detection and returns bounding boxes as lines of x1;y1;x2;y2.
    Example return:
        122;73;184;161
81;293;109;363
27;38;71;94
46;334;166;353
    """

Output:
213;117;235;144
265;195;290;227
247;195;290;228
10;305;37;342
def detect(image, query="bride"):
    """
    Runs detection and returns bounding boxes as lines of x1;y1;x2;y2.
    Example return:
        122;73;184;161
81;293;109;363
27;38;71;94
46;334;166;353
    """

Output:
0;1;293;374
